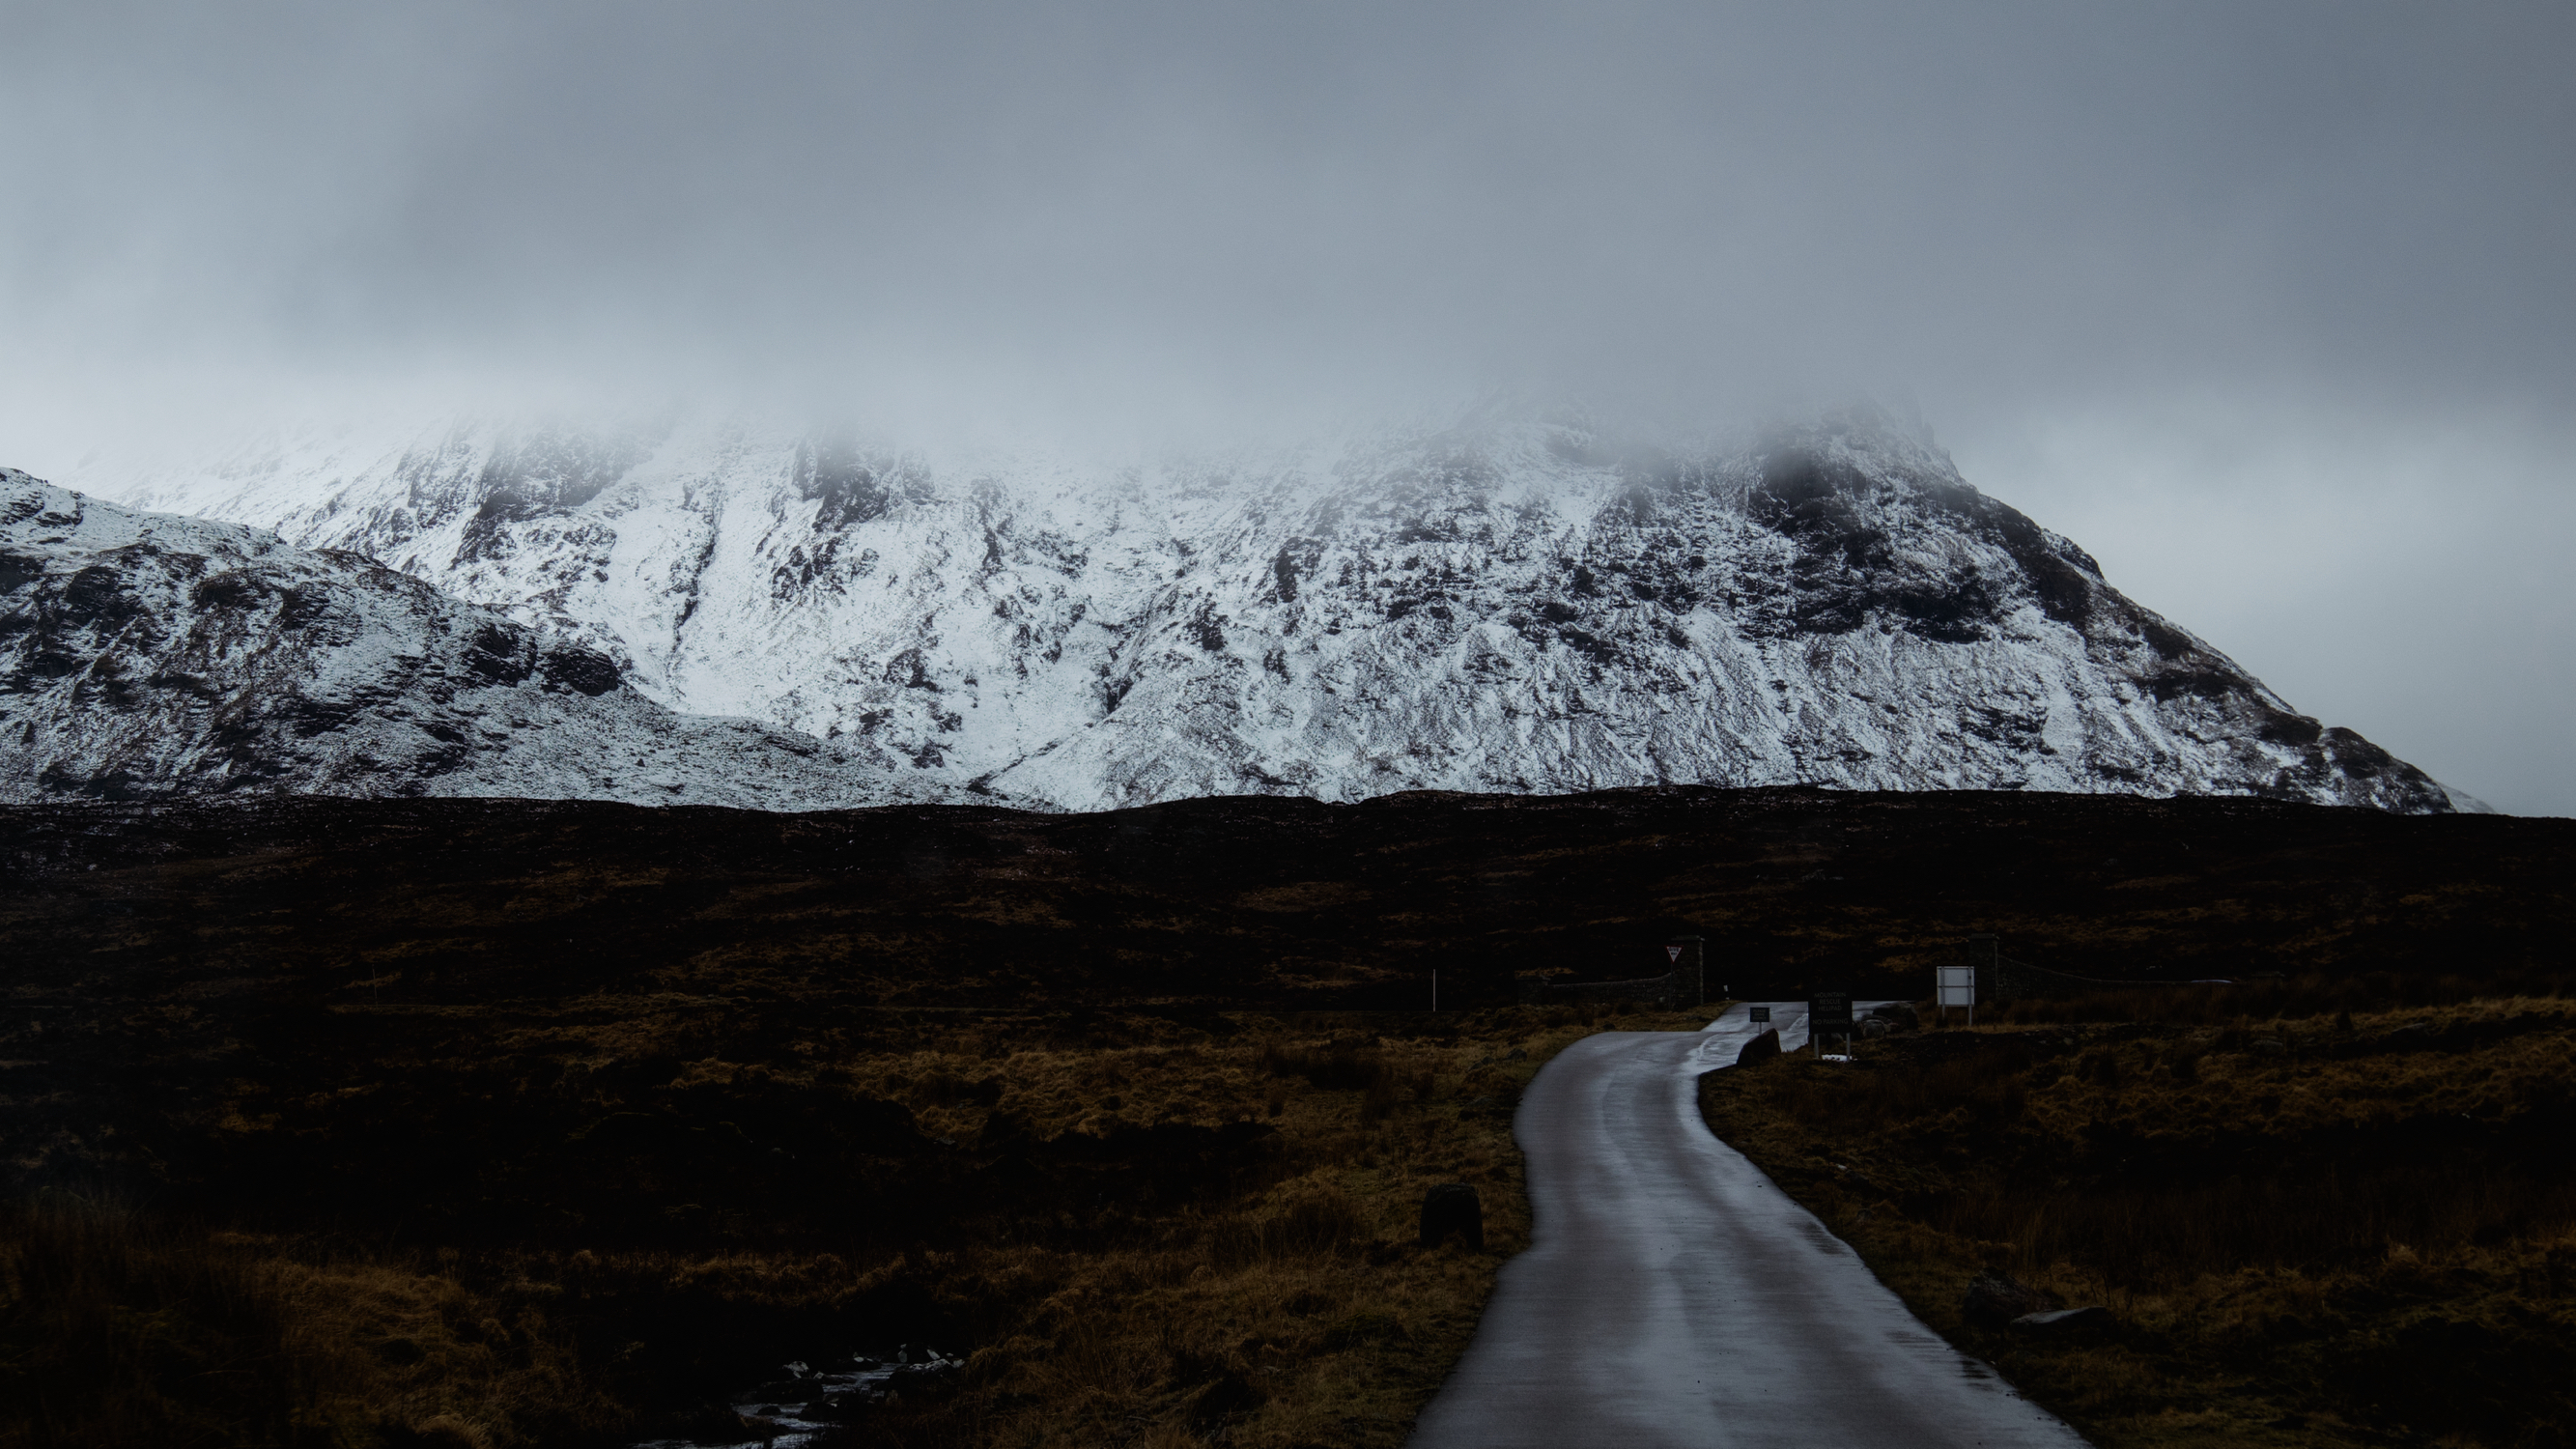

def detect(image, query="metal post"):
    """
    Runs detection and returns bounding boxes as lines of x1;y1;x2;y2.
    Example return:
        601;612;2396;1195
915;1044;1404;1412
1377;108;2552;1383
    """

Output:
1665;935;1707;1007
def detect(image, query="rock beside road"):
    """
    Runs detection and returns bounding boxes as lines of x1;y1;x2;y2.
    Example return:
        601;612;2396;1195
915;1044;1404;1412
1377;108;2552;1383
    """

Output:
1736;1029;1783;1066
1963;1272;2064;1327
1421;1182;1484;1251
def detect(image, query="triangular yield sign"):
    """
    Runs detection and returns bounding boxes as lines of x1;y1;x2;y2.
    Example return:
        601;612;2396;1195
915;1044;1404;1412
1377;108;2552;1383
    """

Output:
1665;945;1684;963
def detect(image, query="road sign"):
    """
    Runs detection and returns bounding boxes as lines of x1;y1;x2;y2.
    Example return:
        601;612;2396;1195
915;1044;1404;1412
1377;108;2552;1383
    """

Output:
1748;1006;1771;1024
1937;963;1978;1025
1808;991;1854;1028
1937;966;1975;1007
1666;945;1684;963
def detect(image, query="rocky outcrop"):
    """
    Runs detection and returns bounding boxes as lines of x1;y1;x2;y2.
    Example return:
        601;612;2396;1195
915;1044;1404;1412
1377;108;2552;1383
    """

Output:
0;469;939;809
86;407;2466;812
1736;1029;1784;1067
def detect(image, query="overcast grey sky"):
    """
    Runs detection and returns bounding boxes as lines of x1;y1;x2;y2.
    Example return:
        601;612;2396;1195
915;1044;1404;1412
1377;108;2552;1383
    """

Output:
5;3;2571;811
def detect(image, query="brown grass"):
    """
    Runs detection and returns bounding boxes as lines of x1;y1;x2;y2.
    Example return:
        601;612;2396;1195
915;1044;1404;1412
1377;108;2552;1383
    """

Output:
1980;966;2576;1030
1700;994;2576;1449
5;1003;1716;1448
818;1004;1716;1449
0;1197;616;1449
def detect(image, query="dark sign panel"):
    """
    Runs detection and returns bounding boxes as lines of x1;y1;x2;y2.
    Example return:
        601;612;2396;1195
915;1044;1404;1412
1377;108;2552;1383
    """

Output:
1809;991;1854;1028
1748;1006;1771;1024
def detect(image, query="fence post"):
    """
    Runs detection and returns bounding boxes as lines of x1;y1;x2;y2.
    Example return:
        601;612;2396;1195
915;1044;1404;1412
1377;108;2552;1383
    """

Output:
1970;933;1999;1008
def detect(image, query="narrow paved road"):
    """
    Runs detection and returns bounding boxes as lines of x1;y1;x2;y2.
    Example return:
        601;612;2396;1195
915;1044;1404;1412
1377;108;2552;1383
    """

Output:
1409;1005;2087;1448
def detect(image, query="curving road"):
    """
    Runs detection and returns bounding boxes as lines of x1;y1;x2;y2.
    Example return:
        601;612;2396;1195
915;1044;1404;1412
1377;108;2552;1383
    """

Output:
1409;1004;2088;1448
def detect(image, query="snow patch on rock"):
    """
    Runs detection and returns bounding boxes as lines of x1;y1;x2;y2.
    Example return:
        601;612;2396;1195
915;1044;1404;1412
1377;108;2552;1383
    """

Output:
80;407;2463;813
0;469;942;810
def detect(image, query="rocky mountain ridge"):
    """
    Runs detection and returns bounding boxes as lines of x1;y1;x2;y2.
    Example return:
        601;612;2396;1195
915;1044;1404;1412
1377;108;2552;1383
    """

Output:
68;408;2469;812
0;468;940;809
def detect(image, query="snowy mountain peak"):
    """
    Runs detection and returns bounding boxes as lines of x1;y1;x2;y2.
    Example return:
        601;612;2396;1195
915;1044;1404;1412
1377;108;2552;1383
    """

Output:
69;406;2466;814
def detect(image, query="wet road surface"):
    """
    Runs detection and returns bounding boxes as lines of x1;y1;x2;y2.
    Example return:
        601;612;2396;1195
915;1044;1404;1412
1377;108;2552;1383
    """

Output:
1407;1004;2089;1448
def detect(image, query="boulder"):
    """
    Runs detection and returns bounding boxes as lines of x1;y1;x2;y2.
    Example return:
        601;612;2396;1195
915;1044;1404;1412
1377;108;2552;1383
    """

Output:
1736;1028;1782;1066
1962;1272;2063;1327
1860;1017;1892;1038
1420;1181;1484;1250
1868;1003;1923;1032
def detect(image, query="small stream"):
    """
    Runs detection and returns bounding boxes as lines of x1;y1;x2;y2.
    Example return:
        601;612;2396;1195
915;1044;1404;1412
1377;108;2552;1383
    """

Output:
630;1346;963;1449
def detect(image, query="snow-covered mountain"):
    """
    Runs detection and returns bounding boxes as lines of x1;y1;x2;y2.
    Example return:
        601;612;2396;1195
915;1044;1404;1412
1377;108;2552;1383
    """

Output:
0;469;945;809
77;407;2469;813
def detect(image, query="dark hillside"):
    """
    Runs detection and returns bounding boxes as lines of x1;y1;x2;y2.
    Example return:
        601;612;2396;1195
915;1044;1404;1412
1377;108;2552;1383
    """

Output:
2;784;2570;1446
1701;1000;2576;1448
3;784;2566;1223
4;785;2568;1011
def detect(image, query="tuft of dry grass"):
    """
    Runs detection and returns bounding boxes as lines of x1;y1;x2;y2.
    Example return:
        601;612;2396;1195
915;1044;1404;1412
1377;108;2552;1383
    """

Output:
1700;994;2576;1449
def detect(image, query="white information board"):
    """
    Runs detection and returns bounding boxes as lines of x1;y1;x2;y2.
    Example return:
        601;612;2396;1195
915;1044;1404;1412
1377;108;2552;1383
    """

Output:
1937;965;1976;1007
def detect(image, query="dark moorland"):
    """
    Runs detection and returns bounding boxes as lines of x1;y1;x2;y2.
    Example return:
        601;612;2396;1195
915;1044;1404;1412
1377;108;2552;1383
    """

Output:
3;784;2572;1447
1704;991;2576;1448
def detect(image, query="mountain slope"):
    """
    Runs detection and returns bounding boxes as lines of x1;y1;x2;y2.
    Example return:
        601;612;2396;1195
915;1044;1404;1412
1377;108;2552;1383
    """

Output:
0;469;938;809
92;409;2461;812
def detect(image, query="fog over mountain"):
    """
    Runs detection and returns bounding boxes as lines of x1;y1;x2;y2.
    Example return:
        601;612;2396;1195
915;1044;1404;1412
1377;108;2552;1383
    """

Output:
4;4;2570;810
23;405;2469;814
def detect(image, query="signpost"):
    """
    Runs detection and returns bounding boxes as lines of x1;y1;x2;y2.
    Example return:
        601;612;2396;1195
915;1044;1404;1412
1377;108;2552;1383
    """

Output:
1937;964;1976;1026
1663;936;1706;1006
1748;1005;1771;1025
1809;990;1854;1059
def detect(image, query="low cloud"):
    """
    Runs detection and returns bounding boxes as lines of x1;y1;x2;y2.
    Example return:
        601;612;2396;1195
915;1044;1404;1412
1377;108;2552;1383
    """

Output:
3;2;2569;808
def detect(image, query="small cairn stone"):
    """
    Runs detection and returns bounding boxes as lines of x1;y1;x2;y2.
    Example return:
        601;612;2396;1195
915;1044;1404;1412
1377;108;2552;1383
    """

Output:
1736;1028;1782;1067
1420;1182;1484;1251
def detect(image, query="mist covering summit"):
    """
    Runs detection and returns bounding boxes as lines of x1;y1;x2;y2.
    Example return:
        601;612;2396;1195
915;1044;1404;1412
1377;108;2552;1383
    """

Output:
65;409;2464;812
